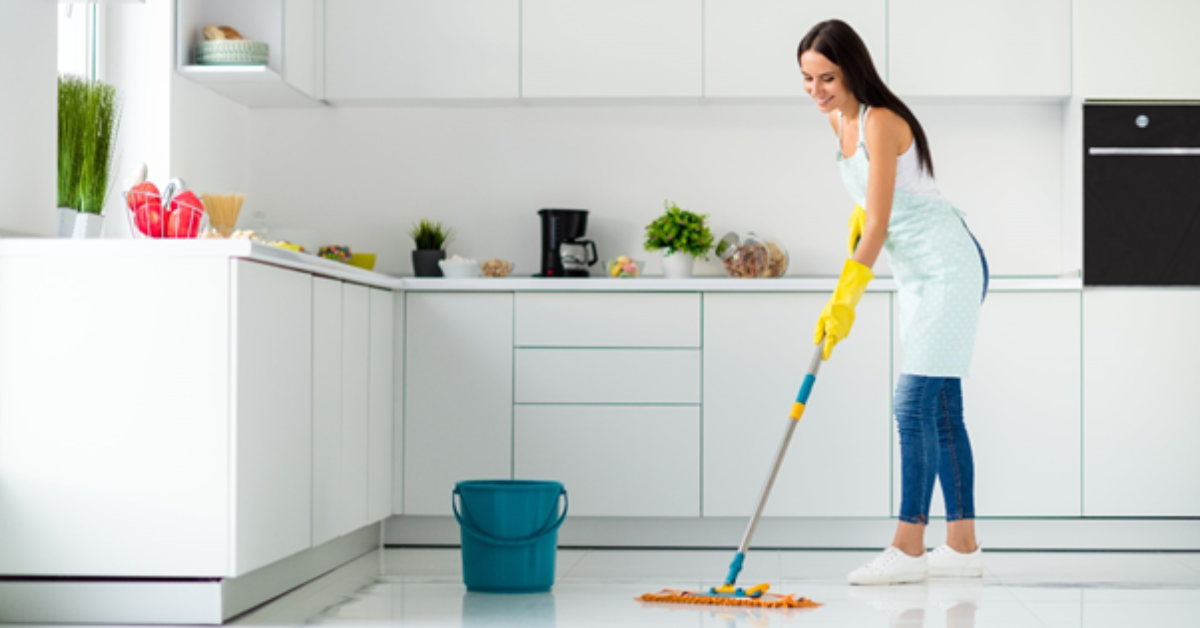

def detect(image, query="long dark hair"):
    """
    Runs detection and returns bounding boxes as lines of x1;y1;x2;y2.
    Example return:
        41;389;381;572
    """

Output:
798;20;934;178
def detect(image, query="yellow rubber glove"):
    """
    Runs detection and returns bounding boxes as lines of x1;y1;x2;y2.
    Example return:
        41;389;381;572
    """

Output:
847;205;866;255
814;258;874;360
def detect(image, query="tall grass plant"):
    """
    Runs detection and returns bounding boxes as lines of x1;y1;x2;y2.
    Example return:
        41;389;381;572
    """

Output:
57;75;120;214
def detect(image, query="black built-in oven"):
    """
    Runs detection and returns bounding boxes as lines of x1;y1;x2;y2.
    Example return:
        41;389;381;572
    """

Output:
1084;103;1200;286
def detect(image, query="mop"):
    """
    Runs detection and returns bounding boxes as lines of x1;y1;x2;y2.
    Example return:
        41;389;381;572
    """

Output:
638;341;827;609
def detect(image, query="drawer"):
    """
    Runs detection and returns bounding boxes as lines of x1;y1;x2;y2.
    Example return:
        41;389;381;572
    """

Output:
515;348;700;404
514;293;700;347
514;405;699;517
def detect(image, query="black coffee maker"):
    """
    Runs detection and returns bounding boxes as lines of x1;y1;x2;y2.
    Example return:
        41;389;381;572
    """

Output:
538;208;598;277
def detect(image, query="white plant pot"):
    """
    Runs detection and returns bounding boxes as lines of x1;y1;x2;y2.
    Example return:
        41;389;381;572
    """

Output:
72;212;105;238
661;251;694;278
56;207;79;238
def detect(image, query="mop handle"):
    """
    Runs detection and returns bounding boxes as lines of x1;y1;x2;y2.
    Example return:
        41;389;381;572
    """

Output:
731;341;826;567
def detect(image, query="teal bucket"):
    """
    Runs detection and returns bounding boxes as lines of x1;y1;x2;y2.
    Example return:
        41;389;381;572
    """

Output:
453;480;568;593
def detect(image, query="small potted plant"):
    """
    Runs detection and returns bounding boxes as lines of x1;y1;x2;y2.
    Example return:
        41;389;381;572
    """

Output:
643;200;714;278
57;75;120;238
410;219;453;277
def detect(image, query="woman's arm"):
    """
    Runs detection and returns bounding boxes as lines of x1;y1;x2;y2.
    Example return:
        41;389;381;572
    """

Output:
854;108;906;268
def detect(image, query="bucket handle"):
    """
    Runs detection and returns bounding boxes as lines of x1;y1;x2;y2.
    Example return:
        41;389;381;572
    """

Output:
452;487;569;547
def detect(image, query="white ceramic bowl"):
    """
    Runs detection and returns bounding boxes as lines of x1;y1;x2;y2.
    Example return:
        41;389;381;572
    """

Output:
438;260;481;278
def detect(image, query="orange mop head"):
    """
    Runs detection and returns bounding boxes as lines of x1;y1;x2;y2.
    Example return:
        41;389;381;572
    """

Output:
637;586;820;609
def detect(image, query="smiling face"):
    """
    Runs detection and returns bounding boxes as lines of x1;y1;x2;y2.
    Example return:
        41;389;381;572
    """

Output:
799;50;854;115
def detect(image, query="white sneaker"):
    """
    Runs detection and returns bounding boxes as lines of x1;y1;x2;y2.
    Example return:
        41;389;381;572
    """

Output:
928;544;984;578
847;547;929;585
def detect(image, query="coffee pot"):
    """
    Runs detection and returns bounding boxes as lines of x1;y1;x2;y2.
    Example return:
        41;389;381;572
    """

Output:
538;208;598;277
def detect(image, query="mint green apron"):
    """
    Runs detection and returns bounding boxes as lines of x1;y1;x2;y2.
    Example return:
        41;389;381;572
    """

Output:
838;105;983;377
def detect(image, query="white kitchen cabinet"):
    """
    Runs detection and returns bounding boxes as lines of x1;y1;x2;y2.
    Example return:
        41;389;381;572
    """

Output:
392;291;405;515
892;292;1082;518
522;0;702;98
340;284;371;535
0;256;314;577
325;0;519;100
515;293;700;347
515;348;700;404
704;0;886;98
888;0;1070;98
1083;290;1200;517
311;277;343;546
368;288;394;523
1076;0;1200;99
515;405;700;517
231;261;314;575
404;293;514;515
703;292;893;517
175;0;325;106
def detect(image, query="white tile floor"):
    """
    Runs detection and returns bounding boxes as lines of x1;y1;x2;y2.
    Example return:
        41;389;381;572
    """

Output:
232;548;1200;627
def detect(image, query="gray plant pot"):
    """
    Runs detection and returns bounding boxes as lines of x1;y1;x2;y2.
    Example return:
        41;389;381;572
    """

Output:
412;249;446;277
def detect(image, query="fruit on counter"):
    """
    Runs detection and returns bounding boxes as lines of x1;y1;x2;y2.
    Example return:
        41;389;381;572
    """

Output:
606;255;640;278
168;189;203;214
318;245;352;261
268;240;304;252
126;181;159;213
165;206;203;238
134;202;165;237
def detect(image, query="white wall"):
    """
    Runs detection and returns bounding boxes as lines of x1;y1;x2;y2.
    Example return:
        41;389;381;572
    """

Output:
0;1;57;237
103;1;249;238
247;102;1065;278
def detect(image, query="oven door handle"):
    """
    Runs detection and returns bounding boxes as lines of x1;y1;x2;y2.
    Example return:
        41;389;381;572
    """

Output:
1089;147;1200;156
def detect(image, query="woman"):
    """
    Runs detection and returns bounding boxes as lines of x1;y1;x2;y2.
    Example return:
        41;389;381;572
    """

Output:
798;19;990;585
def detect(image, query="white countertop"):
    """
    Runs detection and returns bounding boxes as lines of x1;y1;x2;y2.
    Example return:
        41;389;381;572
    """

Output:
0;239;1083;291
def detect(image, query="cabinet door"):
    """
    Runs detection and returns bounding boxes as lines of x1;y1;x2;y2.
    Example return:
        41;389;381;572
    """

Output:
1083;290;1200;516
392;291;405;515
703;293;892;517
312;277;343;546
283;0;321;98
892;292;1082;518
515;348;701;404
515;405;700;517
515;293;700;348
705;0;885;97
1077;1;1200;99
888;0;1070;98
340;284;371;534
0;257;231;577
325;0;519;99
405;293;514;515
522;0;702;98
368;288;394;523
232;261;313;575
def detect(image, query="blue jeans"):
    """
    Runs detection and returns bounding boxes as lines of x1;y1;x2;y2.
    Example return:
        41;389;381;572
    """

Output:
895;375;975;524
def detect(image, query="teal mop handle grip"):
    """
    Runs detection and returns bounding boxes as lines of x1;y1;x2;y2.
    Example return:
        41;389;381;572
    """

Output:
724;552;746;586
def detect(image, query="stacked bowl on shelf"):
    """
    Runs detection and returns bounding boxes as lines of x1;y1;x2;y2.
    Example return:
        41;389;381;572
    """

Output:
196;40;269;66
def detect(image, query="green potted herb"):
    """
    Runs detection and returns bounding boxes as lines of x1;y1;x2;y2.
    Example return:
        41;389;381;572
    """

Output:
57;75;120;238
410;219;453;277
643;200;714;278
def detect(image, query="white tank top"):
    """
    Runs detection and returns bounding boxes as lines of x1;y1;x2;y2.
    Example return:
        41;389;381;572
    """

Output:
839;106;942;200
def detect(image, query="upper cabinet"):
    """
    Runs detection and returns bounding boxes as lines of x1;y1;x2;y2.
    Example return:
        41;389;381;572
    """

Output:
325;0;519;100
178;0;1091;105
176;0;324;106
704;0;886;98
888;0;1071;99
1076;0;1200;100
522;0;702;98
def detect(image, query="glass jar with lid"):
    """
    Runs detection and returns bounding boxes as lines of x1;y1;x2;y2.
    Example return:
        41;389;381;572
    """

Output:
716;231;770;278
